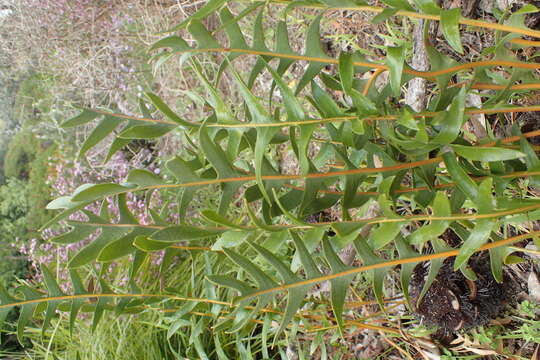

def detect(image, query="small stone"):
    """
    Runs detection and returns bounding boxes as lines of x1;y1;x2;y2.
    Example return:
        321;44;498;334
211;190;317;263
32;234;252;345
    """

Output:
528;271;540;304
286;344;298;360
478;0;495;13
525;244;540;260
496;0;516;10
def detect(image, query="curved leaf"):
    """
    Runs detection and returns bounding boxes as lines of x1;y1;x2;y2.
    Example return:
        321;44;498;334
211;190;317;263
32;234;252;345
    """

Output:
452;145;526;162
440;8;463;54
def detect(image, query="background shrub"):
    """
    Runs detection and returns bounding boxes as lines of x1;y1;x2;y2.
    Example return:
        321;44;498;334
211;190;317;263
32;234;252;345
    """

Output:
3;128;39;179
25;145;55;236
0;178;29;241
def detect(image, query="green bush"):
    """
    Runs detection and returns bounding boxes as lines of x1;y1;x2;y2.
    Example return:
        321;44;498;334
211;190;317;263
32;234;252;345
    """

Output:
13;73;55;126
0;178;29;242
3;128;39;180
0;178;30;304
25;145;55;235
1;128;53;237
0;138;7;183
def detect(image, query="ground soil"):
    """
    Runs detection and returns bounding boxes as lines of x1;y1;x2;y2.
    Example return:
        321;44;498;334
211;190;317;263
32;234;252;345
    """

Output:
520;111;540;146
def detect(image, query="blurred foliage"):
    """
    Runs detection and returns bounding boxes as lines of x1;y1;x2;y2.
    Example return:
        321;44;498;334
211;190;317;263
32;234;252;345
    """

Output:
2;126;55;233
3;128;39;179
26;145;55;236
0;178;29;241
0;178;29;318
13;72;55;126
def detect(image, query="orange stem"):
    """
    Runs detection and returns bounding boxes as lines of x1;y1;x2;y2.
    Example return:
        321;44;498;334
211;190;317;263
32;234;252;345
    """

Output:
174;48;540;80
240;230;540;301
267;1;540;41
363;68;385;96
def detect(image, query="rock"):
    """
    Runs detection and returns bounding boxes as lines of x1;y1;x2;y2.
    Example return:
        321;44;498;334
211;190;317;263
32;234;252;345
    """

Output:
479;0;495;13
525;244;540;260
497;0;517;10
286;344;298;360
405;20;428;112
528;271;540;303
465;94;487;139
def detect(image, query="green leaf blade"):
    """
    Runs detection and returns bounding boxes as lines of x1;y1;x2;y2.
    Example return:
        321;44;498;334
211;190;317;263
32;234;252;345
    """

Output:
386;46;405;97
451;145;526;162
440;8;464;54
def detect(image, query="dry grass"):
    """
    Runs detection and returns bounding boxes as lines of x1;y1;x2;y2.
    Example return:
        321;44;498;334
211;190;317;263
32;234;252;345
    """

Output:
0;0;387;125
0;1;203;109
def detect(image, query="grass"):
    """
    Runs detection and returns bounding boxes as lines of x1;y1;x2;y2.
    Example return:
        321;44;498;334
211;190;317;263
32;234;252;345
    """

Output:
4;250;281;359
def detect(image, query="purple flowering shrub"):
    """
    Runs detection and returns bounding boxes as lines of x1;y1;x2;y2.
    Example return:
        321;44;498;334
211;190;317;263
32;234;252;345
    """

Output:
2;0;210;120
21;144;177;291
